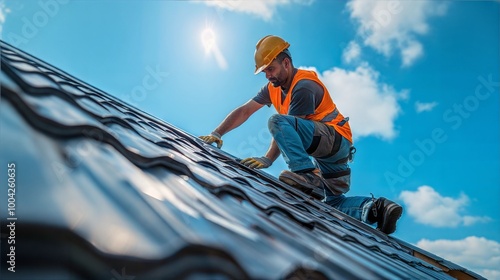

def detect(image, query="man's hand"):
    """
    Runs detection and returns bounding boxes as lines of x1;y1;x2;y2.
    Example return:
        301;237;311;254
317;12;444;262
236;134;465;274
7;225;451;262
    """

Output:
240;156;272;169
199;132;223;149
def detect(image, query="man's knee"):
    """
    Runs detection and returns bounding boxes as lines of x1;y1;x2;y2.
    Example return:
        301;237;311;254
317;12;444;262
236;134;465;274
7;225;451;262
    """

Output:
268;114;293;132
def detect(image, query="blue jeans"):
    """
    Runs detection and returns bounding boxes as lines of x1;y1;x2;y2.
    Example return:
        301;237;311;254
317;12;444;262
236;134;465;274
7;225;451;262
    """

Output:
268;114;373;224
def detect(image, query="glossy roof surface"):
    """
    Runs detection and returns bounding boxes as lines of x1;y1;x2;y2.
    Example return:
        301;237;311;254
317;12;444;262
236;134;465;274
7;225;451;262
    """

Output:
0;40;485;280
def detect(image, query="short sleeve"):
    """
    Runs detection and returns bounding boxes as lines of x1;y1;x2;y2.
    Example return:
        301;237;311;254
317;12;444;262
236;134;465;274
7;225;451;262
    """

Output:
252;85;272;107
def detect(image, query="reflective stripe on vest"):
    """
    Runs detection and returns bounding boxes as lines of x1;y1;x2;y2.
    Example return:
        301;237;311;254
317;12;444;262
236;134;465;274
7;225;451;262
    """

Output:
267;69;353;143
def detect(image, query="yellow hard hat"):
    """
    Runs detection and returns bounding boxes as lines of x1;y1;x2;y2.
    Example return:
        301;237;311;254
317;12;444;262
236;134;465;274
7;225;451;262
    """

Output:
254;35;290;74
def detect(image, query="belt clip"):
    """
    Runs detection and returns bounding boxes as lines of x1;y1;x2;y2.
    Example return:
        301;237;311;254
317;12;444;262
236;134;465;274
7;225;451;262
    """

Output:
337;117;349;127
348;146;356;162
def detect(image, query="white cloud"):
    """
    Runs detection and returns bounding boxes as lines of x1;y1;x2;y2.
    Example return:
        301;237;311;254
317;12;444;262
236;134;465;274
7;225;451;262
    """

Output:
462;215;493;226
417;236;500;279
202;0;313;21
400;40;423;67
399;186;491;227
347;0;448;67
301;63;406;140
342;41;361;64
415;101;438;113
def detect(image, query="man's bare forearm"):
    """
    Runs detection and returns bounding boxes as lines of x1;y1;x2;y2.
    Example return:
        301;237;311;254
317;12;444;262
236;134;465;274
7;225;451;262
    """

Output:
264;139;281;162
214;107;250;136
213;100;263;136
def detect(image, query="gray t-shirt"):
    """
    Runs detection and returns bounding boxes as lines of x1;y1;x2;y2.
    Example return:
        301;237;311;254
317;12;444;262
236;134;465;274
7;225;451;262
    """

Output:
253;79;324;116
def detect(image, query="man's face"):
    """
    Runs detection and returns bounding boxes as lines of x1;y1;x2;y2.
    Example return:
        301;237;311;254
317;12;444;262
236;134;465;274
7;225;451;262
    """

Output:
263;59;288;87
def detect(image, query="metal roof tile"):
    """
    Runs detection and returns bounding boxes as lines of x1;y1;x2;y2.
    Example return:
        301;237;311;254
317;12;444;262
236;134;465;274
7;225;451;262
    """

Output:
0;40;485;280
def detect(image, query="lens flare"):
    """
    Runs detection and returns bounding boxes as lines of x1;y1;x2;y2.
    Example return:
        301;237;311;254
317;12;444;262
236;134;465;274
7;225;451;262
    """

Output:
201;28;216;54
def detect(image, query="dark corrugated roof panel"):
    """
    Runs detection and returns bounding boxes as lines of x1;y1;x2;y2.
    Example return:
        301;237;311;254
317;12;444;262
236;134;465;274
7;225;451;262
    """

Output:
0;40;485;280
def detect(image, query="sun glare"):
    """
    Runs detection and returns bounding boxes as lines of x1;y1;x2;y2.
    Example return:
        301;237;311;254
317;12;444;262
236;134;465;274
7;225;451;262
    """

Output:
200;24;227;70
201;27;216;54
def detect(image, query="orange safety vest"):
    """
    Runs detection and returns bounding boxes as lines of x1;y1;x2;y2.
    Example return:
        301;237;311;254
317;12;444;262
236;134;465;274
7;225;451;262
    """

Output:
267;69;353;143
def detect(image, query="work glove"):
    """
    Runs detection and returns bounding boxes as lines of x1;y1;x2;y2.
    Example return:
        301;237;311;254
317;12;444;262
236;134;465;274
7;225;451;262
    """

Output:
199;132;223;149
240;156;272;169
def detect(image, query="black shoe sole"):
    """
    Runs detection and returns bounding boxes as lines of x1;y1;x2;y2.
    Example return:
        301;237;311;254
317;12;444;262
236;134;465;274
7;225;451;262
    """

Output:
378;204;403;234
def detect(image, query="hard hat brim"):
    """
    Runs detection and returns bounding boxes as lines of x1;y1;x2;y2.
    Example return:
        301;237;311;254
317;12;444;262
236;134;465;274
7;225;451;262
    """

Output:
254;65;268;75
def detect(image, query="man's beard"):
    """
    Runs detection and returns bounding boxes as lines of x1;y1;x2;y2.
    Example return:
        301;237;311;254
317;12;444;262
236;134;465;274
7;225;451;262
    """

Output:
269;76;284;87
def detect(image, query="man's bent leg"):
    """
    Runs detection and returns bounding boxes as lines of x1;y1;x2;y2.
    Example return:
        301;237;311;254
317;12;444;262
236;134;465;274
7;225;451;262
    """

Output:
268;114;328;193
268;114;316;172
315;136;402;234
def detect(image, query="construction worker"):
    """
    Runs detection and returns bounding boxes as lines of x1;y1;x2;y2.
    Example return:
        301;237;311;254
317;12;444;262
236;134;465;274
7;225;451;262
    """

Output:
200;35;403;234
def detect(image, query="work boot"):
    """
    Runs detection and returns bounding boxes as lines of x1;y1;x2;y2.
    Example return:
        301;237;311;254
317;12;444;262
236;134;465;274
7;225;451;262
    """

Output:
368;196;403;234
279;169;326;196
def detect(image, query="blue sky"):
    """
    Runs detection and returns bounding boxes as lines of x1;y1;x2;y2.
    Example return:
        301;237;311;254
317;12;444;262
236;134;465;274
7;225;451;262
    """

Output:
1;0;499;277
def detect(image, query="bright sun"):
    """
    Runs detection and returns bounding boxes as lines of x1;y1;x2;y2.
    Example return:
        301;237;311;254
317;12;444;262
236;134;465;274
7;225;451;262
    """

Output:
201;27;216;54
200;25;228;70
